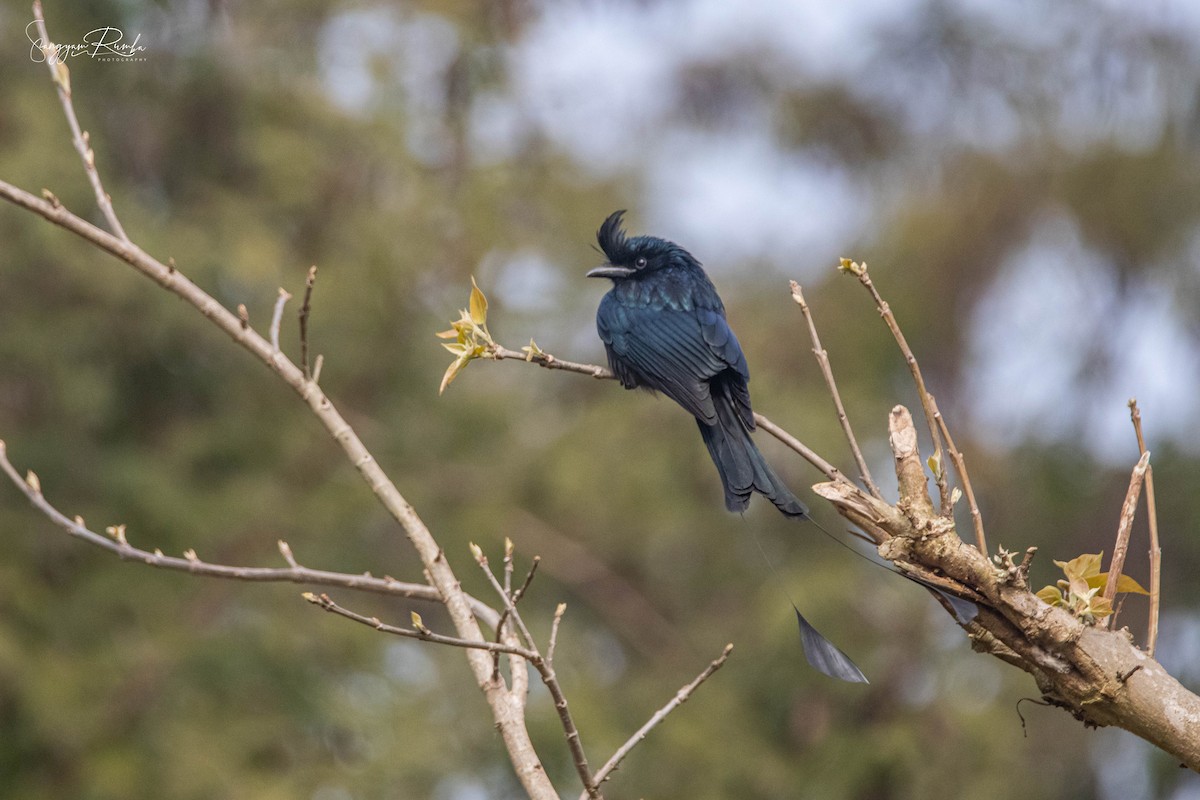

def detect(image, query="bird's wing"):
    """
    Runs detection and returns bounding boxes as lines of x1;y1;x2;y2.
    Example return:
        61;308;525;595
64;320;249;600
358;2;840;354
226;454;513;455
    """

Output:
697;307;755;430
600;300;749;425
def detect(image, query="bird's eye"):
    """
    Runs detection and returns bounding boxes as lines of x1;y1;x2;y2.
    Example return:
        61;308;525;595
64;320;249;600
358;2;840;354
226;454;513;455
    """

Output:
635;257;648;268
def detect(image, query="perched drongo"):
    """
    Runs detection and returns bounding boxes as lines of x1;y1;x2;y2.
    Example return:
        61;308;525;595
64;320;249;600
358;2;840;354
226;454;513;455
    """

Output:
587;210;808;517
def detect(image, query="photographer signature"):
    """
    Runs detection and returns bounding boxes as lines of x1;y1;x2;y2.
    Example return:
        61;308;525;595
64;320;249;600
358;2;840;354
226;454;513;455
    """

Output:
26;21;147;62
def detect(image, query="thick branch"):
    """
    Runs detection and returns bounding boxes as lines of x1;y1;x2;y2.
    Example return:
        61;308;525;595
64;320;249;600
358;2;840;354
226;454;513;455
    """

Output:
479;285;1200;770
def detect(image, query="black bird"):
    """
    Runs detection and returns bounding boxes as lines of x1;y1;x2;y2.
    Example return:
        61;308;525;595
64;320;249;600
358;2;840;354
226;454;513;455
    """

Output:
587;211;868;684
587;210;808;518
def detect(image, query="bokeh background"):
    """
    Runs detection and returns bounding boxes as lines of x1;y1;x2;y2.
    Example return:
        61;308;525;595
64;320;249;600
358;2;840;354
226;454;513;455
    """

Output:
2;1;1199;798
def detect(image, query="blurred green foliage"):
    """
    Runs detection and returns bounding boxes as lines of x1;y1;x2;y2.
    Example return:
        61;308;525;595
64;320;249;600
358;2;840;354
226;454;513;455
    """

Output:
2;1;1199;799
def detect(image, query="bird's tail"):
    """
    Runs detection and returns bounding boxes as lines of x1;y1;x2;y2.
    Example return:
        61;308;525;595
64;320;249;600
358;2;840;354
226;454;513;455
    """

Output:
698;386;809;518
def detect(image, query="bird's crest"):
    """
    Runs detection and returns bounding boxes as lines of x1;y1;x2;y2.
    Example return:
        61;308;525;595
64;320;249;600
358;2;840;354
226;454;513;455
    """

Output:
597;210;630;263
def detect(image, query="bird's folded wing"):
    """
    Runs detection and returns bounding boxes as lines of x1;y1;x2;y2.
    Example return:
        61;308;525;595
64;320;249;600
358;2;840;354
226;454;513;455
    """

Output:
602;304;747;424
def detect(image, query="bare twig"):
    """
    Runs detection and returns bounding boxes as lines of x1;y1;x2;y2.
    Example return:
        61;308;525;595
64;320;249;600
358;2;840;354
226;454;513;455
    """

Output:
0;440;501;627
1129;400;1161;655
503;536;515;596
753;413;849;484
547;602;567;665
31;1;128;241
929;395;988;554
790;281;883;499
304;592;537;658
586;643;734;794
492;549;539;675
299;265;317;378
492;345;614;378
1103;450;1151;618
515;557;541;604
270;288;291;352
841;259;953;514
472;546;600;799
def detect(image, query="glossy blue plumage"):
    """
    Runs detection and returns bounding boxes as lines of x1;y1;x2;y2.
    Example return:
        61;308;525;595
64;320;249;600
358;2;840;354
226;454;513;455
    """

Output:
590;211;807;517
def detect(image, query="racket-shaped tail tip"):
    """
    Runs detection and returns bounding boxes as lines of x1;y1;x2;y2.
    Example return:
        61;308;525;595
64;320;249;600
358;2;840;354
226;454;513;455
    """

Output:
794;606;869;684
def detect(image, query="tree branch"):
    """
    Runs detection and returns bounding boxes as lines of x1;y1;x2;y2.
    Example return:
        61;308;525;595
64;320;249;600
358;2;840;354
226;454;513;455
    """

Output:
1128;399;1161;655
299;265;318;379
487;342;848;484
30;0;128;242
472;545;600;799
840;259;953;514
586;643;733;795
789;281;883;499
0;175;558;795
470;279;1200;772
1103;450;1151;613
0;439;501;629
303;592;536;659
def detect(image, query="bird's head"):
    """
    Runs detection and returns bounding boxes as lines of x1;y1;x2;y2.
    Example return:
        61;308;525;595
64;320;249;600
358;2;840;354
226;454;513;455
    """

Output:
586;210;695;281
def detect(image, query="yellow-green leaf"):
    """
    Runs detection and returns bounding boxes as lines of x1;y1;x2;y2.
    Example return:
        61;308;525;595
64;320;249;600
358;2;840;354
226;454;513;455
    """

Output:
1036;585;1064;606
1087;595;1113;620
1085;572;1150;596
469;277;488;325
439;355;468;395
1054;552;1103;583
435;328;458;339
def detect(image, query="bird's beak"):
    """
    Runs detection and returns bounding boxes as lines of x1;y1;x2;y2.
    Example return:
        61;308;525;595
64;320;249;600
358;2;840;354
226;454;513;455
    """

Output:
586;264;636;279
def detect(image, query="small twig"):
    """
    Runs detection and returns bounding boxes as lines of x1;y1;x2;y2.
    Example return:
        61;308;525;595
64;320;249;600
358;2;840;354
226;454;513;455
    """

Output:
586;643;733;794
929;395;988;554
503;536;515;597
1128;400;1161;655
31;0;129;241
512;555;541;605
312;354;324;385
473;545;539;652
790;281;883;500
304;592;537;659
492;344;614;379
472;545;600;799
547;603;566;665
1103;450;1151;619
299;265;318;379
752;413;848;484
270;288;292;352
841;259;952;514
0;440;500;627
